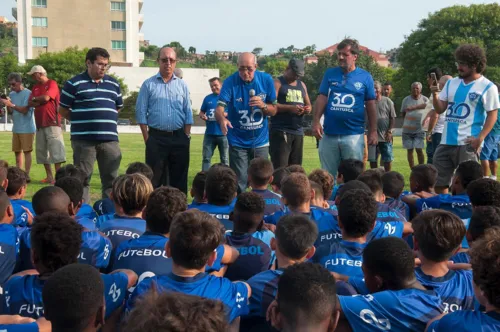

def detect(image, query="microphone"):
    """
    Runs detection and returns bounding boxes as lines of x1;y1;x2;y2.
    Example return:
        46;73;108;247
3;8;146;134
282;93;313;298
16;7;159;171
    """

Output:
249;89;255;112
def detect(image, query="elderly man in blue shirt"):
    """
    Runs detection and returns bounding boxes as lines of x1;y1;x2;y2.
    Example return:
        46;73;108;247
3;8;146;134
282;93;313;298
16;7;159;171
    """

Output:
135;47;193;193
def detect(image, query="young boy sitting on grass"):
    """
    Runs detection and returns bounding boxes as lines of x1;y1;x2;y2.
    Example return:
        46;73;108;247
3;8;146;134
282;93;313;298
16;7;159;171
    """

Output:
248;158;284;217
188;171;207;209
270;167;290;195
381;171;410;220
6;167;34;228
330;158;364;201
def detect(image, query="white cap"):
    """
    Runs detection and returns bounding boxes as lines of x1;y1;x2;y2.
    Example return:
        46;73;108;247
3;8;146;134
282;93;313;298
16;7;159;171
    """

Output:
27;65;47;76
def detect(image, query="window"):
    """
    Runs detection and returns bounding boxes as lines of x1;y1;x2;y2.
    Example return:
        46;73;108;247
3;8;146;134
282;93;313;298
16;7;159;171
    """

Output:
32;17;48;27
32;0;47;7
111;21;126;30
111;2;125;11
112;40;126;50
32;37;48;47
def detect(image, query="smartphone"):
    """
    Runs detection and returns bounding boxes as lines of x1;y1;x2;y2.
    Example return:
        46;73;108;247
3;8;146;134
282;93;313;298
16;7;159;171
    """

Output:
0;94;7;99
430;73;439;87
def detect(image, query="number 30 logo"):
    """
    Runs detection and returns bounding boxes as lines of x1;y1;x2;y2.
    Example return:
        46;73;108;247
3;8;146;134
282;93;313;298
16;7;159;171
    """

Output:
239;109;264;126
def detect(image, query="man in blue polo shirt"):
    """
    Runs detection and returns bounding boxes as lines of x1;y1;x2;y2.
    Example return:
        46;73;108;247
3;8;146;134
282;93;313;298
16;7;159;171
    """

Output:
312;39;377;178
59;48;123;202
200;77;228;171
216;52;278;193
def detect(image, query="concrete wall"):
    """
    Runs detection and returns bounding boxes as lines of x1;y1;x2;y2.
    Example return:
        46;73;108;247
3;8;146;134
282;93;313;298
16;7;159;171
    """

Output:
109;67;220;111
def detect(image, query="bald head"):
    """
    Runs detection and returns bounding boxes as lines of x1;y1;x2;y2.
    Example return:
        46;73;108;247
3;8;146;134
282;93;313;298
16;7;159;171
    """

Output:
32;186;71;216
238;52;256;66
238;52;257;83
157;47;177;79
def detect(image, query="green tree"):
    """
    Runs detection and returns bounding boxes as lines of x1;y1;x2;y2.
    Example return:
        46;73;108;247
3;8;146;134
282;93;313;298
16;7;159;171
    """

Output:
120;91;138;123
0;53;23;91
262;59;288;78
188;46;196;54
164;41;187;59
252;47;263;56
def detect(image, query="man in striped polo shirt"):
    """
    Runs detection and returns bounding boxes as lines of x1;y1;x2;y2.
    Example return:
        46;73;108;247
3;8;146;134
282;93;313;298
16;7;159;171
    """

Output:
59;48;124;202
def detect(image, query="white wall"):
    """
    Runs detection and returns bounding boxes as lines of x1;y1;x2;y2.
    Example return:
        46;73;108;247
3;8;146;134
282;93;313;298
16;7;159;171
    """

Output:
16;0;32;63
109;67;220;111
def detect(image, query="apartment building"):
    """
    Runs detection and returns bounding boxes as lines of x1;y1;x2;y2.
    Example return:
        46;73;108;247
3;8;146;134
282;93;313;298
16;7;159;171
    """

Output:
13;0;144;66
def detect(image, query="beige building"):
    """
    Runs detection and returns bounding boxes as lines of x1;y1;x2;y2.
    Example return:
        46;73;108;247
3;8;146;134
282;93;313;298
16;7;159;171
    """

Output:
13;0;144;66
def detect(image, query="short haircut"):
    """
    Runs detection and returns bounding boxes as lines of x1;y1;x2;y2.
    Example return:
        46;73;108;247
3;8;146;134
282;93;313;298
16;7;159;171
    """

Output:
32;186;71;215
337;38;360;55
276;215;318;260
144;187;187;234
357;169;384;195
168;210;223;269
427;67;443;80
123;290;228;332
271;167;290;189
0;190;11;221
208;77;221;84
455;44;487;74
411;164;438;190
278;263;337;329
55;164;88;185
111;174;153;215
468;206;500;241
43;264;104;331
281;173;311;207
363;237;415;287
467;178;500;207
205;165;237;206
411;82;423;90
126;162;154;181
338;159;364;182
248;157;274;187
191;171;207;199
338;190;377;237
470;227;500;308
7;73;22;83
309;180;324;201
86;47;110;62
337;180;372;200
455;160;483;190
6;167;27;196
308;169;334;200
382;171;405;198
383;82;392;86
0;160;8;184
412;210;466;262
31;213;82;272
233;192;265;231
55;177;84;207
286;165;306;174
374;81;382;90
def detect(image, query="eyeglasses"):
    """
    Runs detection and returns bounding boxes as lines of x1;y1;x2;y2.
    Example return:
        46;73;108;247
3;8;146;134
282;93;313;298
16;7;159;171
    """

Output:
159;58;177;64
95;63;111;69
455;61;468;68
238;66;255;73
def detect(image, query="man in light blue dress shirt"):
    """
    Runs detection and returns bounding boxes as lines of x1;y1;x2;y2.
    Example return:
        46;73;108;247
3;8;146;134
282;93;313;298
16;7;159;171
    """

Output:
135;47;193;193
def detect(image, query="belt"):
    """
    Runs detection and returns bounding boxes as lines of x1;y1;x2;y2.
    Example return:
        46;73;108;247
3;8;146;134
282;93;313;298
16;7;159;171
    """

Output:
149;127;182;137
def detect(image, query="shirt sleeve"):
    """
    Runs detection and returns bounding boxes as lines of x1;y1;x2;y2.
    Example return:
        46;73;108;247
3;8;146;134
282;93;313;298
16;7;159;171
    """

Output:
389;100;396;118
364;75;376;101
400;97;408;113
103;272;129;319
45;80;60;101
319;70;330;96
183;83;194;125
227;282;250;322
126;276;154;312
206;244;225;273
265;75;277;104
135;81;150;125
95;234;112;269
218;78;232;105
200;96;207;113
60;80;76;109
482;83;500;112
115;83;124;109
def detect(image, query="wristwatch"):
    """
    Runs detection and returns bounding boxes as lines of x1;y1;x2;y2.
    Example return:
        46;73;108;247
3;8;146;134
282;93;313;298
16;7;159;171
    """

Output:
262;104;268;112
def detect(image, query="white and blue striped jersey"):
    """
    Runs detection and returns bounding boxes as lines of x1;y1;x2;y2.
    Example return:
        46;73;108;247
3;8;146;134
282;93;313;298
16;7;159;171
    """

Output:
439;76;499;145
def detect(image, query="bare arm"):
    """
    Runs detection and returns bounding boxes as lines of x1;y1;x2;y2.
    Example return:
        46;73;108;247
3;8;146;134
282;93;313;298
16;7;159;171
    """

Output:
302;81;312;113
478;110;498;142
28;95;50;107
312;94;328;139
432;92;448;114
139;124;149;142
426;110;439;133
221;244;240;264
405;103;427;112
58;106;71;121
365;100;377;133
273;79;298;113
184;124;191;136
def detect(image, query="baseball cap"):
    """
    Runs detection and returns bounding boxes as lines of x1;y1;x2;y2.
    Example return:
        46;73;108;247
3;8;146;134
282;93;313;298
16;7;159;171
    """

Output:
289;59;305;77
27;65;47;75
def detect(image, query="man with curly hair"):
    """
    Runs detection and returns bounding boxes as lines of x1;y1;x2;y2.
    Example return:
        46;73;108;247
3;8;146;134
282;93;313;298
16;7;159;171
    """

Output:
431;44;500;194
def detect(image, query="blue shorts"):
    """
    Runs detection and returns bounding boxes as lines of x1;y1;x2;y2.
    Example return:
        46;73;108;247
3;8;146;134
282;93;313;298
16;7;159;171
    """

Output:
368;142;394;162
480;134;500;161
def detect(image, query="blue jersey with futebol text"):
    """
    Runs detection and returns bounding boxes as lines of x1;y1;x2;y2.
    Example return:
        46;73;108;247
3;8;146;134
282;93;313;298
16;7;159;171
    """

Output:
128;273;250;322
376;202;407;223
439;76;500;146
99;216;146;251
416;194;472;248
312;240;367;277
384;197;410;221
451;251;471;264
95;213;114;229
93;198;115;216
427;310;500;332
193;204;234;231
251;189;285;217
76;216;97;231
319;67;376;136
2;272;128;319
218;70;277;148
339;289;443;332
415;267;475;313
76;203;98;224
224;230;275;281
10;199;34;229
0;224;19;285
201;93;224;136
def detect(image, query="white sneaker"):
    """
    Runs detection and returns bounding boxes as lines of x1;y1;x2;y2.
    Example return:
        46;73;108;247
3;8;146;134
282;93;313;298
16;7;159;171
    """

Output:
490;175;497;181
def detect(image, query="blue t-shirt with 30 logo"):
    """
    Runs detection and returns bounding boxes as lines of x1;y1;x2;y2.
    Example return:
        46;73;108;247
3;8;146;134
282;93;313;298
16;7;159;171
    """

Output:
201;93;224;136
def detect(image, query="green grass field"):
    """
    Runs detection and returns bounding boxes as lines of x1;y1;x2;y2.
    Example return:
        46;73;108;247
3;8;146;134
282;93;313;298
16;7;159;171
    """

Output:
0;132;413;202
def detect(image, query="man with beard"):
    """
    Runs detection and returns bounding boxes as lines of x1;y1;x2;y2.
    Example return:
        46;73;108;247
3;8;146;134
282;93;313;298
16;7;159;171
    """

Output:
432;44;499;194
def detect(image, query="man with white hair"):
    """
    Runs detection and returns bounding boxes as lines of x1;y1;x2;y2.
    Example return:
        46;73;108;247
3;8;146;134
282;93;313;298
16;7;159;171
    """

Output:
401;82;429;168
26;65;66;184
215;52;277;192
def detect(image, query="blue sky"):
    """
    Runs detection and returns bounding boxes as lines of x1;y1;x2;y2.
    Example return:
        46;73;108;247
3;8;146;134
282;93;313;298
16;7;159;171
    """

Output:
1;0;491;54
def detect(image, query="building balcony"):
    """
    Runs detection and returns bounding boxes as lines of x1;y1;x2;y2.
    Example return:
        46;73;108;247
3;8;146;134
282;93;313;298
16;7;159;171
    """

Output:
138;32;144;41
12;7;17;20
138;0;144;12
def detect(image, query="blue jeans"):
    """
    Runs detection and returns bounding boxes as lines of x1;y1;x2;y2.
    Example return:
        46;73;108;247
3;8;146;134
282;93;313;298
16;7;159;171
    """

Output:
480;133;500;161
319;134;364;177
202;134;229;171
229;145;269;193
426;132;442;164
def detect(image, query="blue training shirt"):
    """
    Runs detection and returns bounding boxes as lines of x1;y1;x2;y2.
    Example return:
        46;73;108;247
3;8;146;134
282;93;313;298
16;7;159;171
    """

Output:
224;230;275;281
251;189;285;217
319;67;375;135
376;202;408;223
312;240;366;277
201;93;224;136
76;203;97;224
0;224;19;285
127;273;250;322
384;197;410;221
427;310;500;332
218;71;277;148
339;289;443;331
0;323;39;332
450;251;471;264
93;198;115;216
99;216;146;250
10;199;34;229
193;204;234;231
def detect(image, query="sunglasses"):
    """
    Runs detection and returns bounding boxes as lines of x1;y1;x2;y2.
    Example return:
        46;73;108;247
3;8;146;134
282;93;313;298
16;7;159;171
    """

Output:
159;58;177;64
238;66;255;73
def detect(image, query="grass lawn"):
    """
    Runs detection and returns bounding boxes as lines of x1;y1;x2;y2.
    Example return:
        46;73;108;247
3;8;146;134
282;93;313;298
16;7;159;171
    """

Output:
0;132;413;202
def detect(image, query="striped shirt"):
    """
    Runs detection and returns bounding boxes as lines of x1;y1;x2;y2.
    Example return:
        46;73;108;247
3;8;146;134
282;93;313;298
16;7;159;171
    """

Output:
135;73;193;131
60;71;123;141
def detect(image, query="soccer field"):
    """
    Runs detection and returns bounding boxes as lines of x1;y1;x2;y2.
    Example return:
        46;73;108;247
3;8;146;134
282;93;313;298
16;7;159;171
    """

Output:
0;132;413;202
